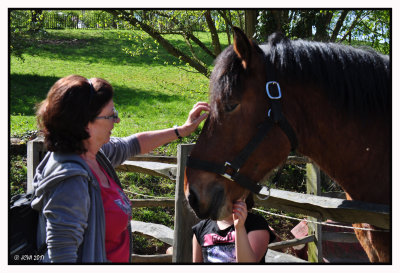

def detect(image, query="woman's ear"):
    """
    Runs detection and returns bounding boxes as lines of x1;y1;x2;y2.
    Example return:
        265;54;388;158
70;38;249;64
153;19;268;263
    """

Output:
85;122;92;135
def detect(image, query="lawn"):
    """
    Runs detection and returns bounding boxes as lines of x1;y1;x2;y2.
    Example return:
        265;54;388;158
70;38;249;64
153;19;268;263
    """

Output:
10;29;214;139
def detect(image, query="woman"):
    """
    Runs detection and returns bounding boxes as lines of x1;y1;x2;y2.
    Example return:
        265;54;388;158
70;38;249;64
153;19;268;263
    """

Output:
31;75;209;263
192;194;275;263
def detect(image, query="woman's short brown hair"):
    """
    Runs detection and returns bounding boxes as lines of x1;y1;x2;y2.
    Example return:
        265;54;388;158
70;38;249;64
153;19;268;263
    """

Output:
36;75;114;154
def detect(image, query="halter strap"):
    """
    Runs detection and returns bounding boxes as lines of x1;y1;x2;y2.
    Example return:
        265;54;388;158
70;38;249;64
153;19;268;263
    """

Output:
267;81;298;150
227;119;275;172
186;157;263;193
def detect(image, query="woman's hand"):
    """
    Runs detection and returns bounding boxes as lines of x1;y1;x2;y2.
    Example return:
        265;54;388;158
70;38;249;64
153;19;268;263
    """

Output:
135;102;209;154
233;200;248;230
179;102;210;137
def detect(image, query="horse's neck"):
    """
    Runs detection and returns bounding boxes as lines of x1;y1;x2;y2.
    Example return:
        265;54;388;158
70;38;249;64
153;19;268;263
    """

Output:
286;87;390;204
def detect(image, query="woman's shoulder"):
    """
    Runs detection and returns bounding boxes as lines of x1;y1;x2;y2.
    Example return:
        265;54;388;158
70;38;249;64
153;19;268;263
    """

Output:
51;153;89;171
35;152;93;192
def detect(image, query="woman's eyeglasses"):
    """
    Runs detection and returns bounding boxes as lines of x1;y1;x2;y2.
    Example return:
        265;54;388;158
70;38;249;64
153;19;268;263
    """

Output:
96;108;119;122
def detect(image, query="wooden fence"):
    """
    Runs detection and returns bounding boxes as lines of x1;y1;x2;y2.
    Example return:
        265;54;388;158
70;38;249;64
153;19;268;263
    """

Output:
25;139;390;263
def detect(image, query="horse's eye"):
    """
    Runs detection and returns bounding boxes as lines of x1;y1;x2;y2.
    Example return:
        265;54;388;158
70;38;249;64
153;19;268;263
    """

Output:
225;103;238;113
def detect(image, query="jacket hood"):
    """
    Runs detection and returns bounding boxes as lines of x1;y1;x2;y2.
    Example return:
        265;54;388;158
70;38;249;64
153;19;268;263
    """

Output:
31;152;95;210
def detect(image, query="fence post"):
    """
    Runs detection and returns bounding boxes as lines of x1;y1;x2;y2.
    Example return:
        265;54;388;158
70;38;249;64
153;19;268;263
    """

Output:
27;137;46;193
172;144;199;263
306;162;323;263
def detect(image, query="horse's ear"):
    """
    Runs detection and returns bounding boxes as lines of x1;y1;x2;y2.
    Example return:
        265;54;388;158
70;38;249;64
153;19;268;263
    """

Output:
233;27;252;69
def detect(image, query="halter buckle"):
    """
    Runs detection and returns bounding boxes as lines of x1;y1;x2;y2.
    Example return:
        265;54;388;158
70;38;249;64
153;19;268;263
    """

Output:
222;162;239;181
256;186;271;200
266;81;282;100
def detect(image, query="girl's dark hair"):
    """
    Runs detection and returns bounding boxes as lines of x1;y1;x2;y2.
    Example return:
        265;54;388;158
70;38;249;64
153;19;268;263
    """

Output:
36;75;114;154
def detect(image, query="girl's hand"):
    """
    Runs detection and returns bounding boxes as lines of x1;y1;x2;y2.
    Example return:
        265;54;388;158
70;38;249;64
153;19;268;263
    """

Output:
233;200;248;230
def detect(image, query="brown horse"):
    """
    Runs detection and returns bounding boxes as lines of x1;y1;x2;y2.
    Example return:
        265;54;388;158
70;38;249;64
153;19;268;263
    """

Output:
184;27;391;263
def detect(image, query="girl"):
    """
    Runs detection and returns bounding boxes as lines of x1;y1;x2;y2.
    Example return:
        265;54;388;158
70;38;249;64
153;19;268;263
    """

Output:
192;194;275;263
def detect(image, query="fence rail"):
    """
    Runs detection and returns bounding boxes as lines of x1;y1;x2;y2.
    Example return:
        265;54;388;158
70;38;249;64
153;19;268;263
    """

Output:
256;187;389;229
130;198;175;208
24;139;390;263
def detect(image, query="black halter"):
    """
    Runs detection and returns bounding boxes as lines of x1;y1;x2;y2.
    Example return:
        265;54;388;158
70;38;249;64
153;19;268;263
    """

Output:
186;81;298;198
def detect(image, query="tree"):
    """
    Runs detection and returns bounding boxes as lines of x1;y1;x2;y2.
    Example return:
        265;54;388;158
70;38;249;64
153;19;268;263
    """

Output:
255;9;389;54
204;10;221;56
106;9;261;78
108;10;214;77
217;10;233;45
314;10;333;41
244;10;258;38
29;9;44;32
109;9;389;79
9;10;46;61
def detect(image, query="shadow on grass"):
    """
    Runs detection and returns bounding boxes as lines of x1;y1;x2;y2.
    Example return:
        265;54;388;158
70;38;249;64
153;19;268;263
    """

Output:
113;85;183;108
22;30;217;67
9;74;60;115
10;73;186;116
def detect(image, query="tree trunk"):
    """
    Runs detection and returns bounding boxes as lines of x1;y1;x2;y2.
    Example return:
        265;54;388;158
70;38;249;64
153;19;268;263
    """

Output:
330;10;349;42
271;10;283;32
204;10;221;56
236;10;244;30
245;9;258;38
314;10;333;41
292;10;315;39
218;10;233;45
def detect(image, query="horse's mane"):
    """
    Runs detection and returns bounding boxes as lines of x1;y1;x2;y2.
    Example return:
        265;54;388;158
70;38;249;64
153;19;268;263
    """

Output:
262;33;391;118
209;33;391;122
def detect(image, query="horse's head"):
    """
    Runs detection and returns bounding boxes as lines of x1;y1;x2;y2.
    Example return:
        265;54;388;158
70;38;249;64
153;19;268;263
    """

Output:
184;28;292;220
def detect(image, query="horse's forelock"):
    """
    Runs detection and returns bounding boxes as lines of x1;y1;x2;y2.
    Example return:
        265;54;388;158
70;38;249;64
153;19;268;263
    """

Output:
209;46;245;123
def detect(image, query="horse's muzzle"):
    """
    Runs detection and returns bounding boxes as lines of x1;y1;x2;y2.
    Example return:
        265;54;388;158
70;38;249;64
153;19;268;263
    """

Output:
187;186;225;220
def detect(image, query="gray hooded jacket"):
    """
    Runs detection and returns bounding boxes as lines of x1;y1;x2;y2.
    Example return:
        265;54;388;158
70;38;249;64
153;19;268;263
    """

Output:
31;136;140;263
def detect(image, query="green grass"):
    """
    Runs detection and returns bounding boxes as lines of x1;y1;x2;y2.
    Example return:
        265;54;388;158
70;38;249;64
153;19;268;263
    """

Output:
10;115;38;137
10;29;217;138
9;155;27;195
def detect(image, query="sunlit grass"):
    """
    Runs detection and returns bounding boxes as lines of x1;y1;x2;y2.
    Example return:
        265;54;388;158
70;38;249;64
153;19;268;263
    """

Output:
10;29;214;140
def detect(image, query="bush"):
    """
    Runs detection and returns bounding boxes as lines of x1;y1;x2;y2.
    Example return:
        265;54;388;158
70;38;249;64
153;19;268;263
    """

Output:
10;155;27;195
